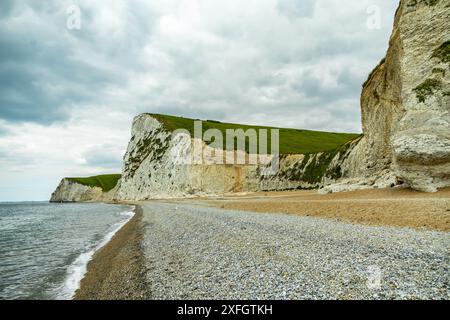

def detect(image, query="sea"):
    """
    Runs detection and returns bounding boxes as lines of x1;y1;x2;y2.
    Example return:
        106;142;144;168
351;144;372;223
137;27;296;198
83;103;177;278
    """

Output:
0;202;134;300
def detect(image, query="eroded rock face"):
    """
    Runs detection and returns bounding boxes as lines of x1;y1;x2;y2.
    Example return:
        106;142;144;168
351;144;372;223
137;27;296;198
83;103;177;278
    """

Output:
50;179;117;203
115;114;256;200
390;0;450;192
116;115;265;200
328;0;450;193
114;114;356;200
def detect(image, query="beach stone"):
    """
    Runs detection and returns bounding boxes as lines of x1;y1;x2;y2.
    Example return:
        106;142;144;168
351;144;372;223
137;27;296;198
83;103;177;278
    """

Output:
140;202;450;300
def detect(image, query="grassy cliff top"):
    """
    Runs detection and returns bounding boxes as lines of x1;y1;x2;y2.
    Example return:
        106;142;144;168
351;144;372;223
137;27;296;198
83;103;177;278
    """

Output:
147;113;361;155
67;174;121;192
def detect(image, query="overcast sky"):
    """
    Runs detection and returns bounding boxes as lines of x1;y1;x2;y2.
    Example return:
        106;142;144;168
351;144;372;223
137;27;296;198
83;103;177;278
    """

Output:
0;0;398;201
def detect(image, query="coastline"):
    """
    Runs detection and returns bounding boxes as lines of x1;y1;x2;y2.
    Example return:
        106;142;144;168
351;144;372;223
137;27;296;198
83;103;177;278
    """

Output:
72;188;450;299
58;205;136;299
74;205;151;300
91;200;448;299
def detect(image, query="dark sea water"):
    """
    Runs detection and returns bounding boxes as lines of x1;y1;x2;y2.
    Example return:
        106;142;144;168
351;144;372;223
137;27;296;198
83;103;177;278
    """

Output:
0;202;134;300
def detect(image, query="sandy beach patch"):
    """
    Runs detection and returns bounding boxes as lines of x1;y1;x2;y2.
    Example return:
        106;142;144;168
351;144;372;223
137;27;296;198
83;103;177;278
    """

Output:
193;188;450;232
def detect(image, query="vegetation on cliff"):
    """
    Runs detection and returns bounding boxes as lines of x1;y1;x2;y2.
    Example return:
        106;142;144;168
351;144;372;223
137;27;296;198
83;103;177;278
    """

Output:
275;137;360;186
67;174;121;192
413;78;442;103
148;113;361;155
432;40;450;64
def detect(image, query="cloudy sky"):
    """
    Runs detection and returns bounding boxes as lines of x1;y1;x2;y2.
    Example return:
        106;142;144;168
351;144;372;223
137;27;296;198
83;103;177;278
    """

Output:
0;0;398;201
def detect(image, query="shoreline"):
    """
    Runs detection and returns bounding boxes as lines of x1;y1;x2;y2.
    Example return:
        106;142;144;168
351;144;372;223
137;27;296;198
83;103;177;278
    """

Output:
74;205;151;300
73;188;450;299
102;200;449;299
59;206;135;299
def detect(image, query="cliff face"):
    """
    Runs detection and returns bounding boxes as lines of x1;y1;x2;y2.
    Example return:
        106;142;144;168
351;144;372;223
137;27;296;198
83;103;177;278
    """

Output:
391;0;450;192
115;115;253;200
114;114;355;200
323;0;450;193
50;178;117;203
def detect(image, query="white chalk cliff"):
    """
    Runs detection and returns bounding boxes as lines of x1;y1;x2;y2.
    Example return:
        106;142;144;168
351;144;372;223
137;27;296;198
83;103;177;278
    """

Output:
114;114;351;200
323;0;450;193
50;178;117;203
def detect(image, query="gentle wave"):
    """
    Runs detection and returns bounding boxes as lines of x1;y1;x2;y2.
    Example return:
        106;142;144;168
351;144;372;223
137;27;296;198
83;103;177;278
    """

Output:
57;208;135;300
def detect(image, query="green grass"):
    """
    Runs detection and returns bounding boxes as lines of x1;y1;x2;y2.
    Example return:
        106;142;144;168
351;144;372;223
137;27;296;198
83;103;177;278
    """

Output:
148;113;361;155
67;174;121;192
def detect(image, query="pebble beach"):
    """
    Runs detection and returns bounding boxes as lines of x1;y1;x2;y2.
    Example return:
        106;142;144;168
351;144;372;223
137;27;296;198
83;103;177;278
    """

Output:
76;198;450;300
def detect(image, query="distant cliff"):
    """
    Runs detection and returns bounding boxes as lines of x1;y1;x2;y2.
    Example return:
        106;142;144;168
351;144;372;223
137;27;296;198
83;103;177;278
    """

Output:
50;175;121;203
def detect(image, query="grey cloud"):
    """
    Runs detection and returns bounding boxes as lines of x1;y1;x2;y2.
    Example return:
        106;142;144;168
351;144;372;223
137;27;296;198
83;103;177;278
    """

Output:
82;144;124;169
0;0;14;18
0;123;11;136
0;28;94;123
277;0;316;19
0;1;156;124
0;0;398;132
292;68;363;103
0;146;38;165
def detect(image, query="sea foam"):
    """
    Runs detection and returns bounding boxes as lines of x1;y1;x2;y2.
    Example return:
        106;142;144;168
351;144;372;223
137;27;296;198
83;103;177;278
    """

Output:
58;207;135;299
